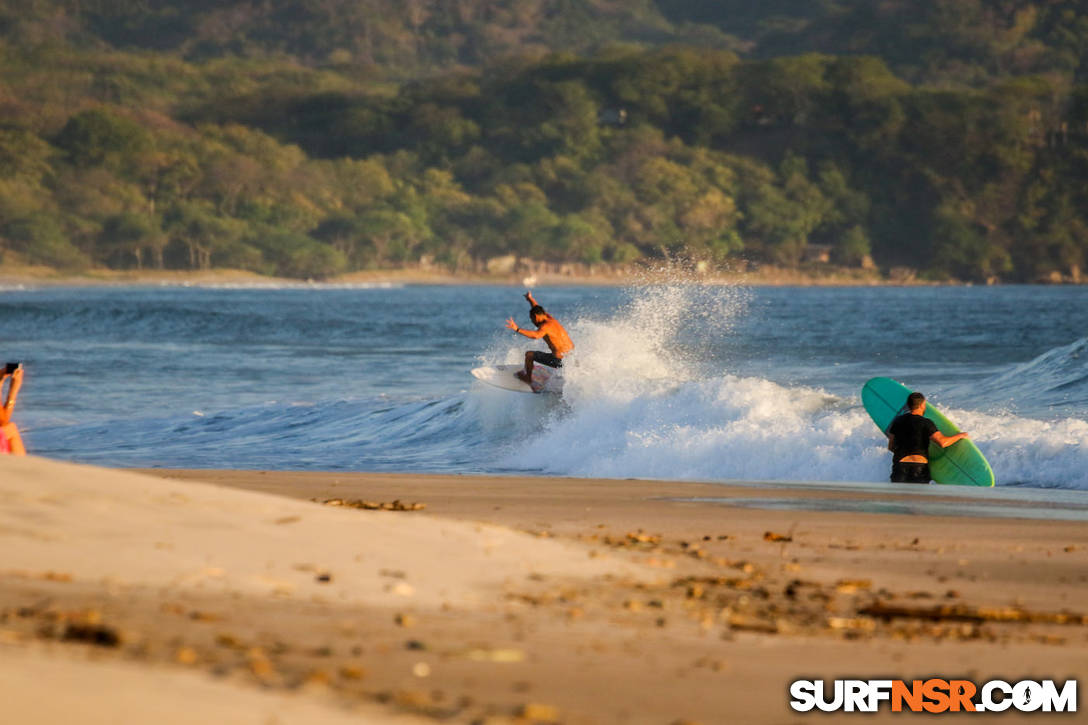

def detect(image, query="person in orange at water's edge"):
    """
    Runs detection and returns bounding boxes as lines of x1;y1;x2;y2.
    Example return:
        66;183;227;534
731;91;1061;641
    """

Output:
1;363;26;455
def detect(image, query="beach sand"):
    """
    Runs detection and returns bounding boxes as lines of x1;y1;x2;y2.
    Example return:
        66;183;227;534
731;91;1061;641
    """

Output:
0;263;893;288
2;458;1086;723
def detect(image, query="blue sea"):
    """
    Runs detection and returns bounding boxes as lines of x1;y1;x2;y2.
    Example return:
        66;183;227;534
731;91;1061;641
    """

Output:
3;281;1088;492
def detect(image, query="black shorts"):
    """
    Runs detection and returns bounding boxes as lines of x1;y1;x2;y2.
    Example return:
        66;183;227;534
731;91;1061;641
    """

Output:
531;351;563;369
891;461;931;484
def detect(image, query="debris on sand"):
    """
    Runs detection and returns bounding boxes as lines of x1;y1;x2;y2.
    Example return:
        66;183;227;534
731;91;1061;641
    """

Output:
518;702;560;722
62;622;122;648
175;646;199;665
859;601;1088;625
463;648;525;663
319;498;426;511
835;579;872;594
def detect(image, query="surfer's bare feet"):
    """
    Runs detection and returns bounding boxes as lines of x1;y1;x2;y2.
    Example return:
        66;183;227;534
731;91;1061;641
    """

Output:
516;370;531;384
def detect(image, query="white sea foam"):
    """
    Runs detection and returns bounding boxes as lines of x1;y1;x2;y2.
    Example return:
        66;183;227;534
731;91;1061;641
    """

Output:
502;373;885;482
176;282;404;290
952;409;1088;488
484;282;1088;490
494;371;1088;489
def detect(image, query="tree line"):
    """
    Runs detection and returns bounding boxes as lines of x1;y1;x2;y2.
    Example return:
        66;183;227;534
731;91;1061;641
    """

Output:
1;3;1088;281
6;1;1088;86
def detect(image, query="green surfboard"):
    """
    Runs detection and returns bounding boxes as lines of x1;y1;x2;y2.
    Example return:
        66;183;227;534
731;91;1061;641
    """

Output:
862;377;994;487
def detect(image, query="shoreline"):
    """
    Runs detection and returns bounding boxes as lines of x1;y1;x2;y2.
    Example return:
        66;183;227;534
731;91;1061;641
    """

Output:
0;264;1040;289
2;459;1085;723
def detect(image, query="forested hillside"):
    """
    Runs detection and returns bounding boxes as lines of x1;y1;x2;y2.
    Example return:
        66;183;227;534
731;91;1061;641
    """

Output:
7;1;1088;84
2;0;1088;281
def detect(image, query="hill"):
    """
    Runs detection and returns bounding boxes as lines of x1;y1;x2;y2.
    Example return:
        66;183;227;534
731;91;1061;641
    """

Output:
6;0;1088;84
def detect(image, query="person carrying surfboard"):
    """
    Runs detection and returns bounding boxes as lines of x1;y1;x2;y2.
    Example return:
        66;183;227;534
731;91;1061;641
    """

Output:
886;392;968;483
505;291;574;386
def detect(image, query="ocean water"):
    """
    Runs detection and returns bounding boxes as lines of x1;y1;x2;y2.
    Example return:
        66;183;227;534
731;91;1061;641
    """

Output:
3;281;1088;492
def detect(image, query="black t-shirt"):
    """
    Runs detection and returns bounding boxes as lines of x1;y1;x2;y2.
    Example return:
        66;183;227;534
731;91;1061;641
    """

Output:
887;413;938;462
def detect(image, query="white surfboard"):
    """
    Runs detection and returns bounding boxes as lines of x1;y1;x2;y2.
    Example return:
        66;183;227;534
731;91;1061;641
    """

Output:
471;364;563;394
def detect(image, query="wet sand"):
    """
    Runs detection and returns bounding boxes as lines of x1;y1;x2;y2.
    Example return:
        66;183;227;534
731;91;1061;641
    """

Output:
2;460;1086;723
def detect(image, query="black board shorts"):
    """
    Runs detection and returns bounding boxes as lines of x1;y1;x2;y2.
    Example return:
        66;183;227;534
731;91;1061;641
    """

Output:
891;461;931;484
531;351;563;369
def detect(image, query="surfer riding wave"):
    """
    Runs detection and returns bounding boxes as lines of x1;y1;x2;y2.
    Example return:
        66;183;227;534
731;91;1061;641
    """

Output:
505;291;574;386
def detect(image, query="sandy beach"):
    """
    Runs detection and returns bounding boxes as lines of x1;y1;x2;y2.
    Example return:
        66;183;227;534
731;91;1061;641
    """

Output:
1;458;1086;723
0;263;901;288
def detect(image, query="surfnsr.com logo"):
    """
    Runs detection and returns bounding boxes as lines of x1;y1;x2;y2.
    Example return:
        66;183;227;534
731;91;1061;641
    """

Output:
790;679;1077;713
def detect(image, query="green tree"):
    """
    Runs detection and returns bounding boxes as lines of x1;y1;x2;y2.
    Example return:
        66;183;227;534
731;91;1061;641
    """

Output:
98;212;166;269
354;208;429;266
833;225;871;267
312;215;366;264
0;130;53;223
54;108;152;170
162;201;244;270
2;214;89;270
549;211;613;264
930;201;1011;281
505;201;560;258
0;129;54;186
741;155;830;265
255;231;347;279
739;54;829;128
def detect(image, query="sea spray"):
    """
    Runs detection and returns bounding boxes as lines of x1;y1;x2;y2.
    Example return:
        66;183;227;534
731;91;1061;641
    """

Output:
949;409;1088;489
500;373;890;483
486;276;751;389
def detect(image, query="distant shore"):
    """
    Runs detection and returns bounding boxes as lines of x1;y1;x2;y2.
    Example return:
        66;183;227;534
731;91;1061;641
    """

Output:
0;264;964;288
